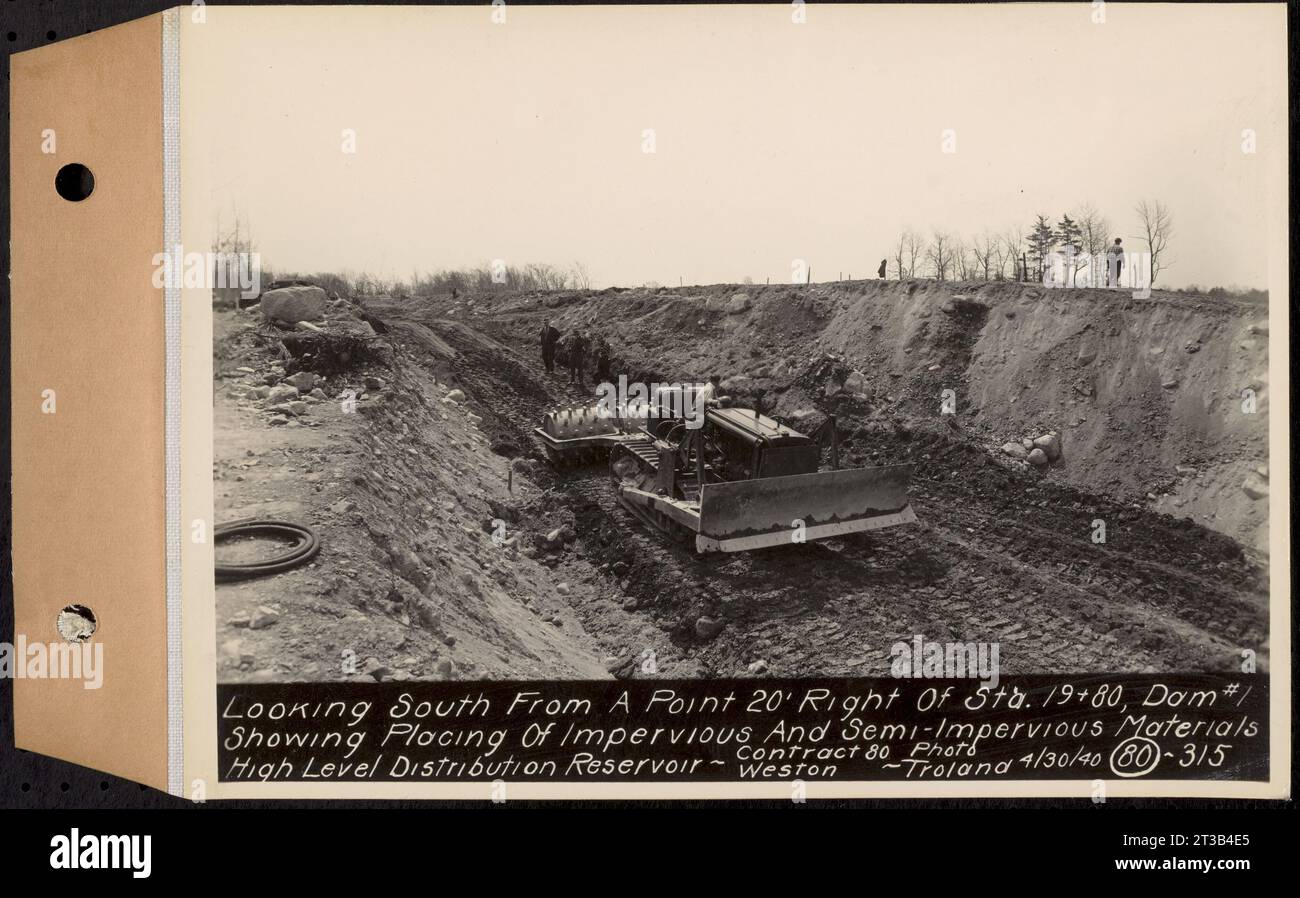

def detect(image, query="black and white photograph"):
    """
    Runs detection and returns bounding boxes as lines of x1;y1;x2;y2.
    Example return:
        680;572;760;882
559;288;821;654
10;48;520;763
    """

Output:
206;4;1279;696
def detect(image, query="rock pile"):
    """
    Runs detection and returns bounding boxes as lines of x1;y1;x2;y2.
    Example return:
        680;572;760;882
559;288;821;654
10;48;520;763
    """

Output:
999;431;1062;467
224;292;396;427
227;360;356;428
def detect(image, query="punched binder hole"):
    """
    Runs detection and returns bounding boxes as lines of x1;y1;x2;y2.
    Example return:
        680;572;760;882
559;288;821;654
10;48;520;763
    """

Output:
56;604;96;642
54;163;94;201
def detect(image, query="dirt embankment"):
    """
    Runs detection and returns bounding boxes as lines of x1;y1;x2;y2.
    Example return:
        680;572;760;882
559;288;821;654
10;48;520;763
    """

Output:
213;303;611;683
461;280;1271;551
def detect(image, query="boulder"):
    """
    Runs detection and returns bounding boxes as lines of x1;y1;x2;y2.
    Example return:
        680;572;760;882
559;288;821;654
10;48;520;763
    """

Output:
445;388;466;403
260;285;327;325
726;293;752;314
267;384;299;405
1242;475;1269;500
1000;442;1028;460
1027;448;1049;467
1032;432;1061;461
843;370;868;395
283;371;321;392
362;658;390;682
249;606;280;630
695;616;724;640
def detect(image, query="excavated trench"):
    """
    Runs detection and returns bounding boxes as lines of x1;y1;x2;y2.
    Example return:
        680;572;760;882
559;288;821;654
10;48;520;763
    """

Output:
360;288;1269;678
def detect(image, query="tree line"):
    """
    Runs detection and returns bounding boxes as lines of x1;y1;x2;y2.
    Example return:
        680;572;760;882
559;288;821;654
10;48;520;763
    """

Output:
259;261;593;298
890;200;1172;286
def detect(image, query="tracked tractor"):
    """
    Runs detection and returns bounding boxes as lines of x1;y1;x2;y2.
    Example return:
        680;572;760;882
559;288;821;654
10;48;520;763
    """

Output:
536;388;916;553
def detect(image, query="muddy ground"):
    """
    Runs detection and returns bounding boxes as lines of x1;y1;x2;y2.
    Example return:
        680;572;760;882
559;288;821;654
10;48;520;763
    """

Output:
213;281;1269;682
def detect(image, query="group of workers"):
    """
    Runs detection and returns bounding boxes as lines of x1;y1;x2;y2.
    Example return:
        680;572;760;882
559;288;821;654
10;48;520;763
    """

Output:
539;320;611;389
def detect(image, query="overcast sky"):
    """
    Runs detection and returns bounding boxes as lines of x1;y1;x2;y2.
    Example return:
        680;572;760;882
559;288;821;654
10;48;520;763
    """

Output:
187;4;1286;289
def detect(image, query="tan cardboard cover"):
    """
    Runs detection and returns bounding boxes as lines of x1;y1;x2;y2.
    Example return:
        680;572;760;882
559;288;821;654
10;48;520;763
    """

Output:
9;12;169;791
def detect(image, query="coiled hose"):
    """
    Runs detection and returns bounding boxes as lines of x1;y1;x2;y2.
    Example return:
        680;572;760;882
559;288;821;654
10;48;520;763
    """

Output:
215;519;320;582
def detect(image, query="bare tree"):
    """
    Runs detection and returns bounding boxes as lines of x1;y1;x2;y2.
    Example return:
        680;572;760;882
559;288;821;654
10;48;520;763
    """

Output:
952;238;972;280
1136;199;1173;285
893;231;909;279
971;231;997;280
1076;203;1111;287
905;230;927;279
570;261;591;289
927;230;953;281
1002;227;1024;281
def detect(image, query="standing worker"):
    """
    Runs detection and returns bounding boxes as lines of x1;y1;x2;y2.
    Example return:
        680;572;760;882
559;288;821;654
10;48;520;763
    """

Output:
540;318;560;373
593;333;612;384
1107;238;1125;287
569;330;588;389
877;259;888;279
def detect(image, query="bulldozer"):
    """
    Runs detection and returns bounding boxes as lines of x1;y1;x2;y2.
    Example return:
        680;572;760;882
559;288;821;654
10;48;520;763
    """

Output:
536;386;916;553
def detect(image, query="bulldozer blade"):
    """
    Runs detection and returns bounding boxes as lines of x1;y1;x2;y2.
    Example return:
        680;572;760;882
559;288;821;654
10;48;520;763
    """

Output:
695;463;916;552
